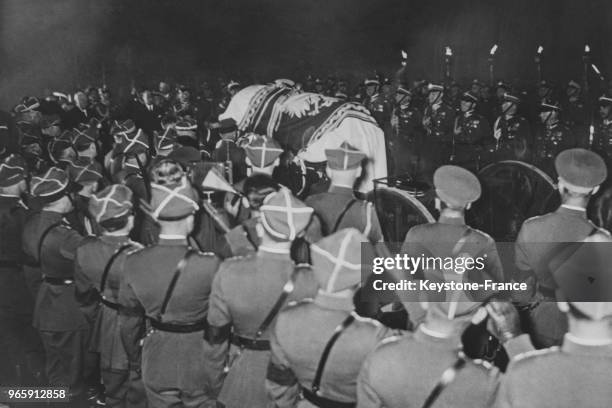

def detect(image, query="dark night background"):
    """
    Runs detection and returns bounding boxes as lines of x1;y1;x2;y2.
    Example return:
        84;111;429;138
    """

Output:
1;0;612;108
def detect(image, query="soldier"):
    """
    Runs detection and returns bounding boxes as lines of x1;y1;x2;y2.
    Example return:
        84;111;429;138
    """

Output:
73;125;100;162
211;118;248;184
74;185;146;408
173;85;200;120
561;80;587;138
367;78;394;128
266;228;399;408
421;83;455;180
175;117;199;149
0;155;44;383
362;77;380;106
494;235;612;407
534;99;576;176
205;189;319;408
356;298;533;408
390;84;424;176
488;93;531;163
513;148;608;348
118;174;221;408
66;158;104;236
306;142;383;243
222;174;281;257
592;94;612;164
401;165;504;327
451;91;490;171
225;135;283;224
22;167;91;397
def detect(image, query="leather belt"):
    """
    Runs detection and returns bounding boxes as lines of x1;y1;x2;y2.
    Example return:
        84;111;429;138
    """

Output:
537;286;556;300
231;335;271;351
302;389;356;408
100;297;121;311
149;318;208;334
43;276;74;285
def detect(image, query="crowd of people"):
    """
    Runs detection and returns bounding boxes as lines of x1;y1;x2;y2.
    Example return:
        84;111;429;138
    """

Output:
0;71;611;408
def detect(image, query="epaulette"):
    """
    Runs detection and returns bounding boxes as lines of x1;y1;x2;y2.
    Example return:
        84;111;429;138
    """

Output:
470;226;495;242
352;312;383;327
375;334;407;350
471;358;494;370
222;252;255;263
197;250;217;257
126;246;145;256
513;346;560;363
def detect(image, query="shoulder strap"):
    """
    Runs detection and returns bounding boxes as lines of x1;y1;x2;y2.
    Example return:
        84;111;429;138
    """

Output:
311;314;356;394
100;243;133;293
253;265;300;339
421;356;467;408
451;227;472;257
158;248;198;320
37;221;64;264
331;198;358;233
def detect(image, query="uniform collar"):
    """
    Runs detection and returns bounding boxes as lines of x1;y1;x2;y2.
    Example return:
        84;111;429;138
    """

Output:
158;234;188;246
100;234;131;245
313;290;355;311
258;246;291;256
415;324;463;346
558;205;587;217
329;184;355;196
438;214;466;225
562;333;612;356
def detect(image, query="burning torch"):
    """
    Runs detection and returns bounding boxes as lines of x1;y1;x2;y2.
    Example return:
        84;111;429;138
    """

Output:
535;45;543;82
444;46;453;83
488;44;498;86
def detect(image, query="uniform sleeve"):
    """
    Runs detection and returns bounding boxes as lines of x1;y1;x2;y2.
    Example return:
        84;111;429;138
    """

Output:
59;228;85;260
365;202;384;243
117;258;145;368
265;326;300;408
482;237;504;284
73;245;100;322
512;225;537;303
207;264;232;328
356;353;384;408
490;372;514;408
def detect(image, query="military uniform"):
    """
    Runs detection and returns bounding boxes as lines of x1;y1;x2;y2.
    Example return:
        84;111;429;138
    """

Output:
534;100;577;176
486;93;531;163
118;177;221;408
266;229;399;408
206;189;319;408
592;95;612;164
494;266;612;408
305;143;383;243
401;166;504;326
366;93;393;129
22;168;90;394
514;149;608;348
65;158;104;236
421;84;455;180
390;86;425;176
74;185;146;408
0;155;44;383
451;92;490;171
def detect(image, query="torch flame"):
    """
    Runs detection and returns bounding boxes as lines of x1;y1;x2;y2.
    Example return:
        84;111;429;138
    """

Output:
537;45;543;54
401;50;407;59
490;44;498;55
445;46;452;56
585;44;590;53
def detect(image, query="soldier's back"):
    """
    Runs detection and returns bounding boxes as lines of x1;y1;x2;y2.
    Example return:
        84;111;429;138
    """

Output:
274;300;394;401
495;346;612;408
357;331;498;408
213;252;317;336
